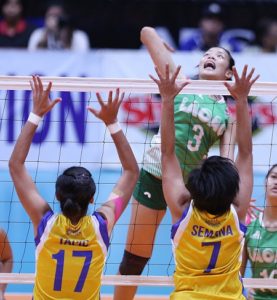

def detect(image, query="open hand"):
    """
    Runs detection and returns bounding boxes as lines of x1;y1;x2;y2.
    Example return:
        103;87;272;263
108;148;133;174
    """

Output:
224;65;259;102
30;75;61;117
87;88;124;125
149;64;189;102
245;198;263;224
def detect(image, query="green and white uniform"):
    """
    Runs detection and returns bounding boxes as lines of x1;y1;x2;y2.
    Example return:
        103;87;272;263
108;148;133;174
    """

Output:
134;94;229;210
143;94;229;179
246;213;277;299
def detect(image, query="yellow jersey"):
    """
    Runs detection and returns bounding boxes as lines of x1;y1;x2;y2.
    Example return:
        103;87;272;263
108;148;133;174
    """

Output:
171;202;246;300
34;210;109;300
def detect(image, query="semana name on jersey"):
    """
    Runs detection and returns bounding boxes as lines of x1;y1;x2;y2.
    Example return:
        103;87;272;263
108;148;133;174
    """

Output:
191;224;233;238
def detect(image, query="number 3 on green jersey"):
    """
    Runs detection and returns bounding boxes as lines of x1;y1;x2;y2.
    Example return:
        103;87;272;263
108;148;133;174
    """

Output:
187;124;204;152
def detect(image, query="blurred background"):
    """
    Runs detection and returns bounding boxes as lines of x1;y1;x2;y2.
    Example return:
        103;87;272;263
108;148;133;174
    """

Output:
1;0;277;50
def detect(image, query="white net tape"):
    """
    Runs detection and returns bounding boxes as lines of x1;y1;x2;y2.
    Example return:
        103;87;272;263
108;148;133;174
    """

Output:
1;76;277;95
0;274;276;289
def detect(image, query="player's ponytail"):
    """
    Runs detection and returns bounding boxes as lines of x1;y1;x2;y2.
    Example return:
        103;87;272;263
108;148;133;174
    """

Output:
55;166;96;221
60;197;82;220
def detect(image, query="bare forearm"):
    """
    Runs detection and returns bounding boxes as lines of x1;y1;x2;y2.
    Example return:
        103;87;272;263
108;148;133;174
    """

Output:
161;100;175;155
140;27;176;77
111;131;138;174
220;121;236;161
9;122;37;167
236;100;252;155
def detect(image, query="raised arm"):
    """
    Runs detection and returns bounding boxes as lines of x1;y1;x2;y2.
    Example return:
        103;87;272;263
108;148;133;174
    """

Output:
9;76;61;233
0;229;13;300
149;65;190;223
220;118;236;161
88;89;139;235
224;65;259;222
240;244;249;277
141;26;186;79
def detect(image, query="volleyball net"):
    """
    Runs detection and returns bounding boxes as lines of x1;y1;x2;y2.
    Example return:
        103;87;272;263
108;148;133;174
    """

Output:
0;76;277;292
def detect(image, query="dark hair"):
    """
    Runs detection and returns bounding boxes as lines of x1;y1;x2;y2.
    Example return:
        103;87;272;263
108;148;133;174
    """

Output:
218;46;235;70
2;0;23;10
44;0;67;14
45;0;65;9
266;164;277;179
186;156;240;216
58;14;74;30
202;3;224;21
55;166;96;221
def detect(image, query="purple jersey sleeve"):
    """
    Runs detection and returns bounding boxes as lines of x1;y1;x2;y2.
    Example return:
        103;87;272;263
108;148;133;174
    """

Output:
35;210;54;247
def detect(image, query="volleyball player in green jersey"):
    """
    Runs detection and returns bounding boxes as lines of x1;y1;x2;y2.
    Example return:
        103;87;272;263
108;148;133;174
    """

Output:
241;164;277;300
115;26;237;300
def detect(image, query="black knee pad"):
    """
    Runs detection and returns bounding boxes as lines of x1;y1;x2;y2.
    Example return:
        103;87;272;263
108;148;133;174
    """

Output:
119;250;150;275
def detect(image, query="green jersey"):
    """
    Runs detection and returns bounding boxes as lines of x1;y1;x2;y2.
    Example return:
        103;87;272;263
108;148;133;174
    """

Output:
246;213;277;299
142;94;229;179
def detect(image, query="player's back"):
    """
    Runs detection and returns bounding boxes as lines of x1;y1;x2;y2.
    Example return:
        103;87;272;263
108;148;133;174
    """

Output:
34;210;109;300
171;202;246;300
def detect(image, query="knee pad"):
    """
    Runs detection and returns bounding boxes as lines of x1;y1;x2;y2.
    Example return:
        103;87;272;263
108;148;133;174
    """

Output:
119;250;150;275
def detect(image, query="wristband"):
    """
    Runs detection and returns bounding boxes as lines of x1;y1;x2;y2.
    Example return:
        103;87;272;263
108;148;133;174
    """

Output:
107;122;121;135
27;112;42;126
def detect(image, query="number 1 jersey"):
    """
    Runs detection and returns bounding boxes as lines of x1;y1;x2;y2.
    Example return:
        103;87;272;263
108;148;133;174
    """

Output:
171;202;246;300
34;210;109;300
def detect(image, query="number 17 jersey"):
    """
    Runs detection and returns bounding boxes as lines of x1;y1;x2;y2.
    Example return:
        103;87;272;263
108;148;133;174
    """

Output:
171;202;246;300
34;210;109;300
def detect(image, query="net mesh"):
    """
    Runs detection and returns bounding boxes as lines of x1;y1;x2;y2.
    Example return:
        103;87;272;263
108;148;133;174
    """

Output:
0;76;276;294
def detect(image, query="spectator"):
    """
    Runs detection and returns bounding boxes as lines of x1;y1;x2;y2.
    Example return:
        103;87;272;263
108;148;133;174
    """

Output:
0;0;35;48
0;229;13;300
256;18;277;53
179;2;242;52
28;1;90;51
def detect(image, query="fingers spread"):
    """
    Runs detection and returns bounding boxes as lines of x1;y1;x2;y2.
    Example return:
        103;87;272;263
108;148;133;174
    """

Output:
149;74;159;84
171;65;181;83
87;106;98;117
232;66;240;82
96;92;105;107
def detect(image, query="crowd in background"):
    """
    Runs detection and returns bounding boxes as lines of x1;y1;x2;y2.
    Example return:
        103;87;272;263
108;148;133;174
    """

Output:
0;0;277;52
